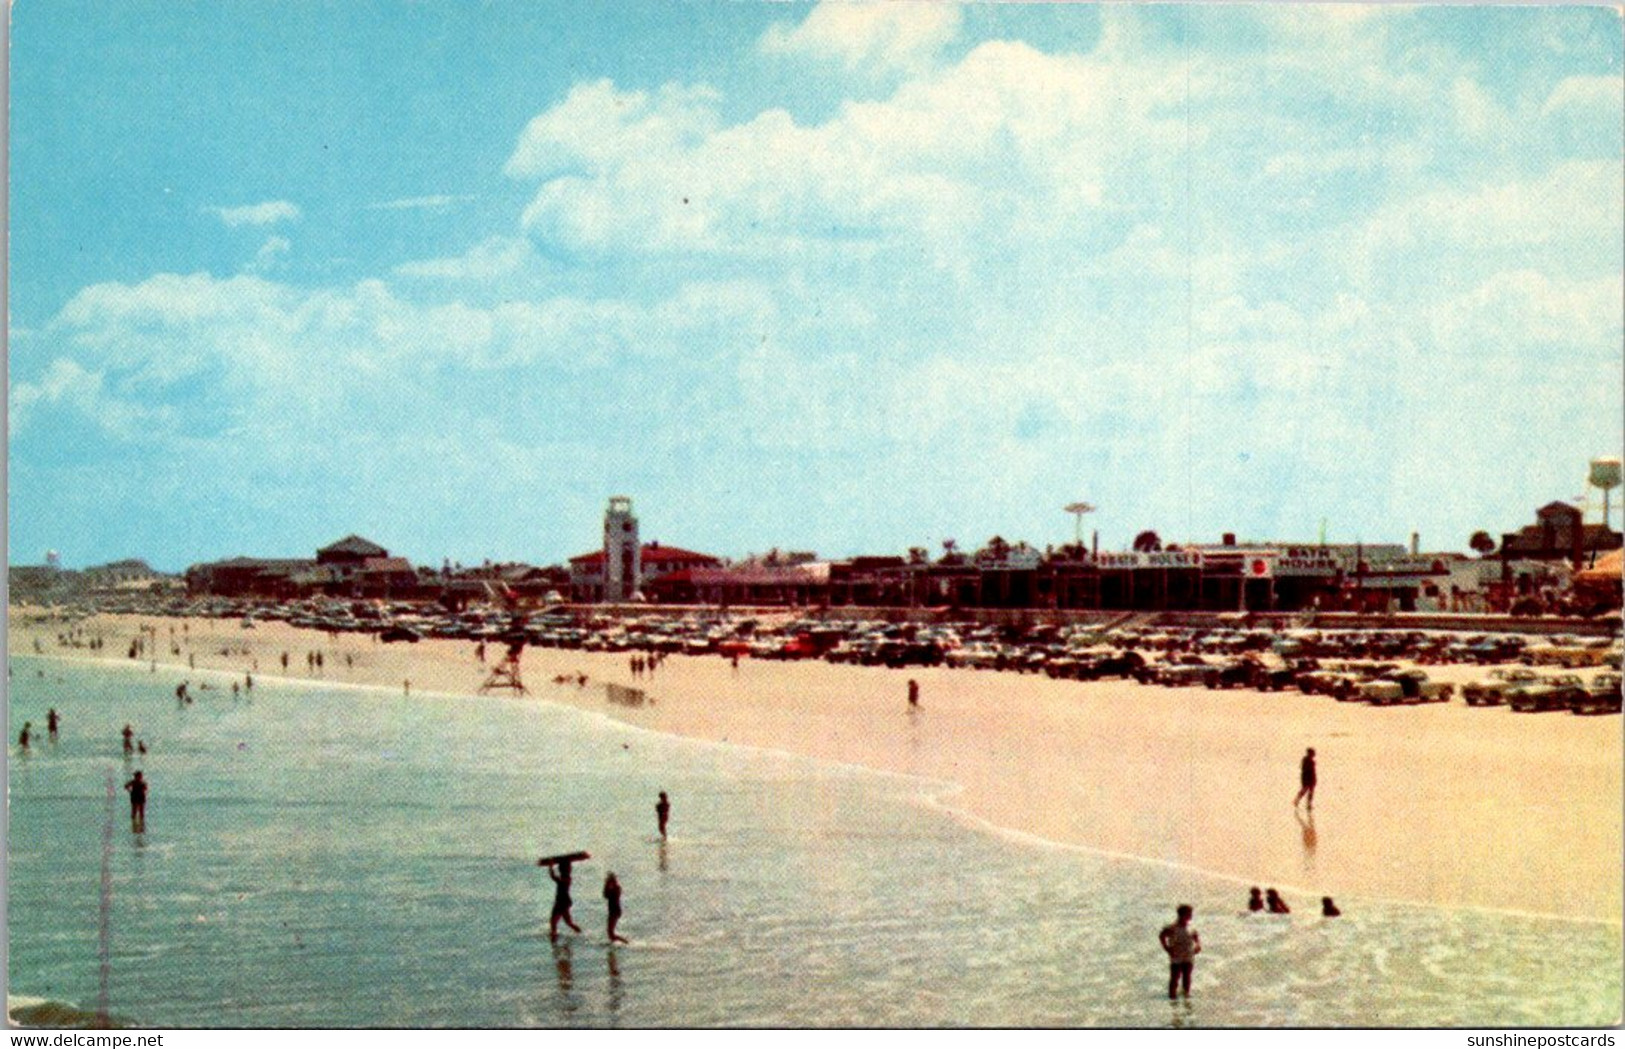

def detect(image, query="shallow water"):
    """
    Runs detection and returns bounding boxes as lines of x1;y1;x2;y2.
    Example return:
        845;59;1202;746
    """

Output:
6;655;1621;1027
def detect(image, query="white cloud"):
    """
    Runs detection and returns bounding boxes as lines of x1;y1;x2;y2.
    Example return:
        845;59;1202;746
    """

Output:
8;358;170;440
365;194;472;211
207;200;302;228
394;237;533;281
1429;270;1625;354
507;40;1180;259
1541;74;1622;119
247;235;292;274
760;1;962;75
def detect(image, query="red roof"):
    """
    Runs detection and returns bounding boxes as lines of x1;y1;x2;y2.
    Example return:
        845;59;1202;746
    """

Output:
568;543;719;566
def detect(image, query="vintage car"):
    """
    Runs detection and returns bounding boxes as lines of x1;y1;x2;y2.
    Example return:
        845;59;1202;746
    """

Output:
1359;669;1453;705
1204;658;1263;690
1572;673;1622;716
1508;674;1587;713
1461;667;1541;707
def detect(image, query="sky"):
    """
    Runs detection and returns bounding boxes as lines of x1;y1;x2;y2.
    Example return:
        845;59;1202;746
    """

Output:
7;1;1623;573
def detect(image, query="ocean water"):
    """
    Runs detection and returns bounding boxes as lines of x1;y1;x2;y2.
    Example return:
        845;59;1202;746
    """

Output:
6;654;1621;1028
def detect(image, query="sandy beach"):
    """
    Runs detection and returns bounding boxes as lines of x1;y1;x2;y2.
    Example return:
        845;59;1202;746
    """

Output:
10;611;1622;924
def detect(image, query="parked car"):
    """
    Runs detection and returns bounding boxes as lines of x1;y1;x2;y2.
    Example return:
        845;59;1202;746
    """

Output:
1462;668;1540;707
379;625;421;644
1509;675;1587;713
1572;673;1622;715
1360;669;1452;705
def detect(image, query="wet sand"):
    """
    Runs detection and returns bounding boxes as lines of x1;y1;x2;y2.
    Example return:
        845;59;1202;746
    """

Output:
10;611;1621;922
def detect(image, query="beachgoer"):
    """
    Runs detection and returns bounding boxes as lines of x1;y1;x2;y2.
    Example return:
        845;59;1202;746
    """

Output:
281;652;289;670
1247;887;1264;912
1294;748;1317;810
549;861;582;940
122;724;134;754
1321;897;1341;917
18;722;32;750
47;709;59;740
137;740;147;755
246;672;254;690
604;873;629;944
1265;888;1291;914
656;791;671;840
404;679;411;695
124;771;148;833
907;679;920;708
1159;904;1201;1000
731;653;739;672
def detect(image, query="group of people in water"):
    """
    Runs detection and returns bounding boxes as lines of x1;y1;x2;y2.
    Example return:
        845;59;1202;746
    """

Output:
543;791;673;945
1245;886;1339;917
14;707;61;751
1159;890;1343;1002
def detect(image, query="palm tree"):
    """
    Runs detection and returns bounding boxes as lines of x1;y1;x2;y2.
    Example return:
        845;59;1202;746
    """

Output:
1132;530;1162;553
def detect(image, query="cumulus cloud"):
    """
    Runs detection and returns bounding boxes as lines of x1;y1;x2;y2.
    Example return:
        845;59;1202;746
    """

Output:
394;236;533;282
247;235;292;274
8;358;170;440
207;200;302;228
760;1;962;75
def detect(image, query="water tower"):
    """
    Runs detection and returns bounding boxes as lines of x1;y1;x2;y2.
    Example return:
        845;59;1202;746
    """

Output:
1589;457;1622;530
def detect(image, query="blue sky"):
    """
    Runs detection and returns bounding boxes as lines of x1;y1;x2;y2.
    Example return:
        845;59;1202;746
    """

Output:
8;2;1623;572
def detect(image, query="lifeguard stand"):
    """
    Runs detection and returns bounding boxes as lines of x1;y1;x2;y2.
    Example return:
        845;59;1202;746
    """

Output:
478;641;528;695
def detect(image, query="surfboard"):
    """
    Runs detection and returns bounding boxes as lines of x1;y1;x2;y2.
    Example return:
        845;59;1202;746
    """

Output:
537;850;590;867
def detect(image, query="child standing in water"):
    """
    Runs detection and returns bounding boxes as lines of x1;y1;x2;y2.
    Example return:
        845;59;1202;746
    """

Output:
603;873;629;944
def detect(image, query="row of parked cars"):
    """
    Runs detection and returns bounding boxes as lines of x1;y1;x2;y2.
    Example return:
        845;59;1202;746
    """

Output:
1462;669;1623;714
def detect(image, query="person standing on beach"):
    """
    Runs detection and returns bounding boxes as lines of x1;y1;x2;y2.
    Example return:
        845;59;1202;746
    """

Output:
47;709;59;740
122;724;135;755
18;722;32;750
907;679;920;708
1294;748;1317;810
124;771;148;833
549;860;582;940
656;791;671;840
603;872;629;944
1159;904;1201;1000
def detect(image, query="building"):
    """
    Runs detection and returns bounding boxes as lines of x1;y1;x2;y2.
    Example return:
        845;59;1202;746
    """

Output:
1499;502;1622;565
568;498;722;602
186;534;406;599
602;497;640;602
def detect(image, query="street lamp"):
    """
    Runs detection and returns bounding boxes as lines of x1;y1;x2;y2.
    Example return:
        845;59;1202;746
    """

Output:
1064;502;1096;549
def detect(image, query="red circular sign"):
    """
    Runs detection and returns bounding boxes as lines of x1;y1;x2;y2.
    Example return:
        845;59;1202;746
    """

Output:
1250;559;1268;576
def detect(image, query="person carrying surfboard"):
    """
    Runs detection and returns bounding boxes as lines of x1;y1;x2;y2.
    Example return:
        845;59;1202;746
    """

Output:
549;860;582;940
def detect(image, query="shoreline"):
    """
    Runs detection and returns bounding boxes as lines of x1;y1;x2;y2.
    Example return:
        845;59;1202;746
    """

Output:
9;611;1622;924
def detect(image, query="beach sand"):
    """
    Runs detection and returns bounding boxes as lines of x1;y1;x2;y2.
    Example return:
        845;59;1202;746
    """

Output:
10;611;1621;923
